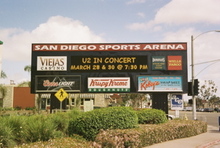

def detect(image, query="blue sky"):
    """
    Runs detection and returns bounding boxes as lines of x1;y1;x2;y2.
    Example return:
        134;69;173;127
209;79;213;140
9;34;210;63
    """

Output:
0;0;220;96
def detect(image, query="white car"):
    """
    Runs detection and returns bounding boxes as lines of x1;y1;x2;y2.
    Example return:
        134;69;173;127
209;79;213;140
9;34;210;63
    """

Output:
167;114;176;120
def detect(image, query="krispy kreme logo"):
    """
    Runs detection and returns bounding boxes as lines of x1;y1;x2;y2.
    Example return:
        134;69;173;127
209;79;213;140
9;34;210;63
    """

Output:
88;77;130;88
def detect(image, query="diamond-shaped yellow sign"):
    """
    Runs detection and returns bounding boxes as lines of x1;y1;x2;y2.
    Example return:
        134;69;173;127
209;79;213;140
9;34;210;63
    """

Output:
55;88;68;102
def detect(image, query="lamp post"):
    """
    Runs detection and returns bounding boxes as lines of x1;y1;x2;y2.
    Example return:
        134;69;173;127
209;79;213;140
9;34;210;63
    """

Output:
191;30;220;120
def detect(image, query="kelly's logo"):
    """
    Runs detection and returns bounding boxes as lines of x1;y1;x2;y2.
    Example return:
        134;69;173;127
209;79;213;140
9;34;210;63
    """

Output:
37;56;67;71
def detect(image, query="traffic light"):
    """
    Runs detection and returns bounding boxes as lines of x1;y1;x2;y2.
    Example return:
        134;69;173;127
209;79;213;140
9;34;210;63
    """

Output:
188;82;192;96
188;99;193;104
194;79;199;95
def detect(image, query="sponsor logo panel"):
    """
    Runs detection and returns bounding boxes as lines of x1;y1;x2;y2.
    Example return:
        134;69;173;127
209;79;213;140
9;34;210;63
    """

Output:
138;76;182;92
88;77;130;92
35;75;81;92
152;56;166;70
167;56;182;70
37;56;67;71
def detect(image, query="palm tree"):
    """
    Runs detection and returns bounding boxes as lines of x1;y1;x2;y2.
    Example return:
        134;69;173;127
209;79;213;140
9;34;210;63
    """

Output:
0;70;7;79
24;65;31;84
24;65;31;73
24;65;31;78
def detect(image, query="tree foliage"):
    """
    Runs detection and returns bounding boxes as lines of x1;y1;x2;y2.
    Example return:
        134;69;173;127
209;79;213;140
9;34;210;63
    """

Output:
199;80;217;100
123;93;149;108
209;95;220;107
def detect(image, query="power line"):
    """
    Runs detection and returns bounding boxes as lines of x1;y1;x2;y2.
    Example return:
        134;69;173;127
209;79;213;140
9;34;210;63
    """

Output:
195;62;218;77
194;59;220;65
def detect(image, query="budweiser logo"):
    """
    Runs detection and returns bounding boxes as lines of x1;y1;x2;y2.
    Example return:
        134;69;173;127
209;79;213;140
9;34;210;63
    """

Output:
43;80;75;87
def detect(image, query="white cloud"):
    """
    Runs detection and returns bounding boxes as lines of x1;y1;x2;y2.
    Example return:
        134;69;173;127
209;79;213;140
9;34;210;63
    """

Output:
154;0;220;25
162;28;220;64
0;16;105;62
162;28;220;95
137;12;145;18
126;0;146;5
127;0;220;30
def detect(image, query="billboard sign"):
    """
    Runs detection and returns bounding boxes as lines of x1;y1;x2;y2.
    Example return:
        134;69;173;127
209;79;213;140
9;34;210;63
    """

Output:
31;43;188;93
171;94;184;110
138;76;182;92
88;77;130;92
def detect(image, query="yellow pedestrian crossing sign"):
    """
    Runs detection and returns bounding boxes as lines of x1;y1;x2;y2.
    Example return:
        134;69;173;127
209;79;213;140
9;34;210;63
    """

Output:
55;88;68;102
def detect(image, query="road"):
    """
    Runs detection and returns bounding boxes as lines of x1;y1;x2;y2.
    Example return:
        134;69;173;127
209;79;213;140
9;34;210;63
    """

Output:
169;110;220;128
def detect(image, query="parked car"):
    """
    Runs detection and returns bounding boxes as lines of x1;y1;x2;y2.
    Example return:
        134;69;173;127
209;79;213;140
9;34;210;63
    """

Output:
214;108;220;112
197;108;204;112
167;114;176;120
203;108;214;112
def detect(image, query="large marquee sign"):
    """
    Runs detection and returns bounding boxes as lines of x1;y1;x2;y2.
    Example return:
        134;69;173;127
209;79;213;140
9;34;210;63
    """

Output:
31;43;188;93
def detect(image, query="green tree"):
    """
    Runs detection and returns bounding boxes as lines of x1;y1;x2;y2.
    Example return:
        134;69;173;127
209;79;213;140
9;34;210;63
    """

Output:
199;80;217;100
196;97;204;108
122;93;148;108
17;81;31;87
0;84;7;107
0;70;7;107
209;95;220;108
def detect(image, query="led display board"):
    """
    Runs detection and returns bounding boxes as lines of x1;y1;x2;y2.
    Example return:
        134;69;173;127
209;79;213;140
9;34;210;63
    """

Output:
70;56;148;72
31;43;188;93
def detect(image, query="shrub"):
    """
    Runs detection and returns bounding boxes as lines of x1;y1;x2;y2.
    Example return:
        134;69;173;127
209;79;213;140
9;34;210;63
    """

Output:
0;117;16;147
25;107;36;110
14;137;94;148
3;115;27;144
49;112;70;134
68;106;138;141
67;108;83;120
136;108;168;124
14;106;22;110
22;114;63;143
94;120;207;147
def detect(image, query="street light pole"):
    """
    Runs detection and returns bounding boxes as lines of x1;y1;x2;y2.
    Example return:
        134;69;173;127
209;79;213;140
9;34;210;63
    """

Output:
191;30;220;120
191;35;196;120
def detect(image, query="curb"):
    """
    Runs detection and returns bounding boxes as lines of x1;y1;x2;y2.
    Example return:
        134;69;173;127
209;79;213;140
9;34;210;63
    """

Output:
197;139;220;148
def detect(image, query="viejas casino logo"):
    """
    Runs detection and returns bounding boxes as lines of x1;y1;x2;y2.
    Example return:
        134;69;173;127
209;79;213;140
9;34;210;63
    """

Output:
37;56;67;71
